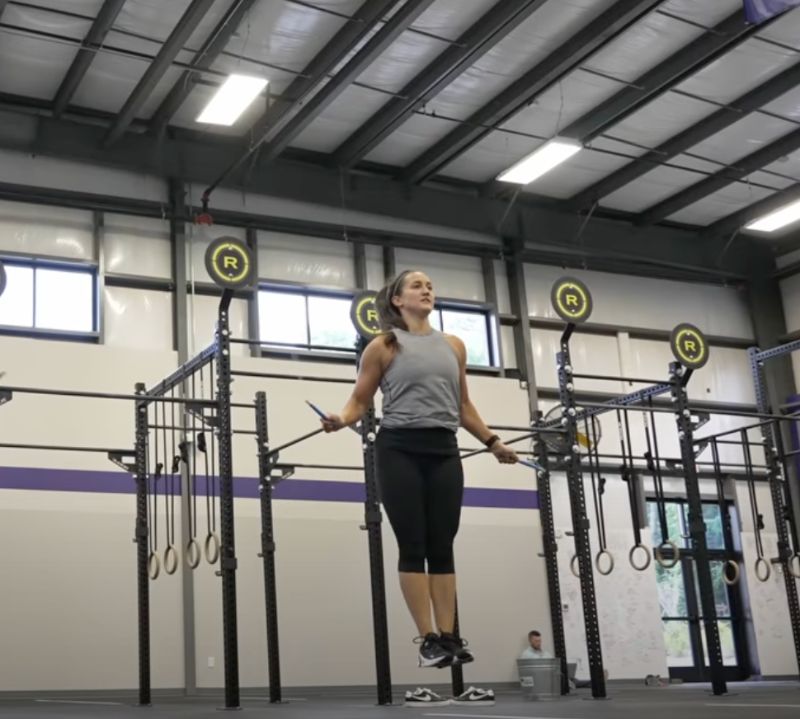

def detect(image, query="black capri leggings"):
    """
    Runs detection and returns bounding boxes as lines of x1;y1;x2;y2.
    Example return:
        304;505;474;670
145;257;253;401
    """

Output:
375;427;464;574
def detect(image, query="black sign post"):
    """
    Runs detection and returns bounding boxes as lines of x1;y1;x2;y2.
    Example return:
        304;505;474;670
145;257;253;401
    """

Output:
350;291;392;704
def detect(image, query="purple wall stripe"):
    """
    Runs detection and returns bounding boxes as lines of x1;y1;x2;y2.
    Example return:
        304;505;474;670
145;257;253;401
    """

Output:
0;466;538;510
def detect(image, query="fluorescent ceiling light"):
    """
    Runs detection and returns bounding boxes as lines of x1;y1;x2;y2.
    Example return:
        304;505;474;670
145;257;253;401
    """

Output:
196;74;268;126
497;138;582;185
745;198;800;233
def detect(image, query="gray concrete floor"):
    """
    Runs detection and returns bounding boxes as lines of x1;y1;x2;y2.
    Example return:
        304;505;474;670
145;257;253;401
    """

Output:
1;681;799;719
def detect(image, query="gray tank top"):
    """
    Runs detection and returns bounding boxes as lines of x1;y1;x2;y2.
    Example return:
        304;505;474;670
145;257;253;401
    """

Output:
379;328;461;432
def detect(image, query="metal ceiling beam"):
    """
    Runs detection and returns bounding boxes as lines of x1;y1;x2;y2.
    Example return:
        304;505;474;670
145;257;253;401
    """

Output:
570;60;800;211
252;0;434;166
399;0;663;185
703;182;800;239
203;0;433;197
560;9;757;142
104;0;216;147
245;0;399;150
52;0;127;118
150;0;260;134
331;0;549;168
637;126;800;226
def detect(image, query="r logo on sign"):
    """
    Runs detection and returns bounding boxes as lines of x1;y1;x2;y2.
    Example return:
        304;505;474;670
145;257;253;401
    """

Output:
350;291;381;340
670;323;709;370
550;276;593;324
204;236;255;290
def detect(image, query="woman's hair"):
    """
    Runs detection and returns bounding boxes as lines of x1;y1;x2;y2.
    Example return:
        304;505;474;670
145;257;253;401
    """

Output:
375;270;415;348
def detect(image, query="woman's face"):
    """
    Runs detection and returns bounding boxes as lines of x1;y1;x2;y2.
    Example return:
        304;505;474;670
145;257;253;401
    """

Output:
392;271;434;316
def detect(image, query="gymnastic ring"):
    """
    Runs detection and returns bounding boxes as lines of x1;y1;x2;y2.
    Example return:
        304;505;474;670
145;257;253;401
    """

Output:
755;556;771;582
722;559;740;586
655;540;681;569
570;554;580;578
595;549;615;576
629;544;652;571
204;532;221;565
163;545;179;576
186;539;201;570
148;551;161;581
788;553;800;579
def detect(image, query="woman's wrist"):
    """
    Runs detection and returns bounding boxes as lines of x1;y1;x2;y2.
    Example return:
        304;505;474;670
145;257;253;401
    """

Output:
484;434;501;448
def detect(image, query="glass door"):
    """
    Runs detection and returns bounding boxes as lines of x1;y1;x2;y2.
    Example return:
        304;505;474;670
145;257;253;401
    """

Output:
650;500;749;682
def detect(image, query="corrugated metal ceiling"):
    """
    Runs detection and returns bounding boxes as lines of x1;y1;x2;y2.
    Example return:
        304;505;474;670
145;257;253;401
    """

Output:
1;0;800;239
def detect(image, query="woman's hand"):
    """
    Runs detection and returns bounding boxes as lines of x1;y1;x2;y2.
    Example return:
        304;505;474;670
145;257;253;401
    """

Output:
320;414;347;433
490;441;518;464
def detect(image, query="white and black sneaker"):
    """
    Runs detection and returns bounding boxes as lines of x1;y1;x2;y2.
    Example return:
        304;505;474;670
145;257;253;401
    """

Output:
414;633;453;668
438;632;474;665
404;687;450;707
452;686;495;706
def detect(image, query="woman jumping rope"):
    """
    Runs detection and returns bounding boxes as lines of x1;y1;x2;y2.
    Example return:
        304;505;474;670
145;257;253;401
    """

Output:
319;270;519;672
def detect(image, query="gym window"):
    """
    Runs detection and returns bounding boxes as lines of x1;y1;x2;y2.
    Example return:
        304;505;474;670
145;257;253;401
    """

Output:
258;288;357;353
257;286;497;367
0;260;98;336
430;307;494;368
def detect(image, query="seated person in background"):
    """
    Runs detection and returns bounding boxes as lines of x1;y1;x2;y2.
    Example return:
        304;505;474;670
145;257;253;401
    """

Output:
519;630;553;659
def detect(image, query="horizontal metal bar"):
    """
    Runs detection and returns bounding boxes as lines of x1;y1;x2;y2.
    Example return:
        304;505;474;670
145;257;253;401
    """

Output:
232;337;358;353
230;369;353;384
489;424;564;434
0;385;210;404
0;442;132;454
284;462;363;471
695;416;799;442
579;461;769;483
541;383;672;427
579;400;800;423
150;424;256;435
704;438;765;448
572;372;666;384
754;338;800;362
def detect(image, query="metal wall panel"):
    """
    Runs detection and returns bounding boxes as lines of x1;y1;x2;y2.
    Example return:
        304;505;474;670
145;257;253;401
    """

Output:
394;247;484;300
105;213;171;278
258;231;355;289
780;274;800;333
364;244;385;289
103;285;173;351
532;327;622;393
0;199;93;260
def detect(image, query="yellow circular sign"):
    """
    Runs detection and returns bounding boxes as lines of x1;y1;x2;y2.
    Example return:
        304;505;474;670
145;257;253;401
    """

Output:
551;276;593;323
204;236;254;289
670;323;709;369
350;291;380;339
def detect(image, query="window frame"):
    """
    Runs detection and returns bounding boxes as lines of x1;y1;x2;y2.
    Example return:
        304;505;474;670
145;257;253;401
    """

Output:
0;255;100;342
256;282;359;362
255;283;500;372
